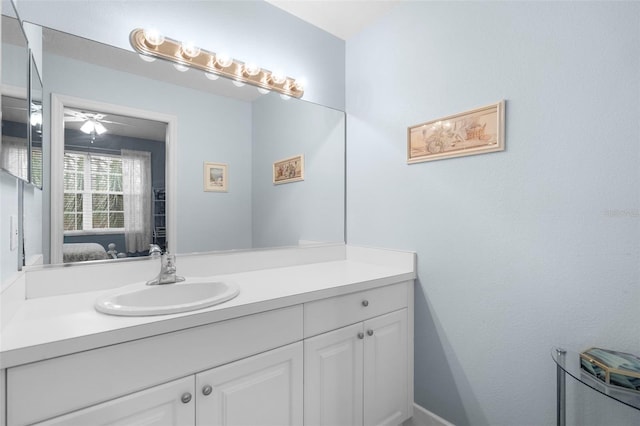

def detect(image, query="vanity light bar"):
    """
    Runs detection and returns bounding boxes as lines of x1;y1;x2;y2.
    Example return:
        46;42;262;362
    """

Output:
129;28;304;98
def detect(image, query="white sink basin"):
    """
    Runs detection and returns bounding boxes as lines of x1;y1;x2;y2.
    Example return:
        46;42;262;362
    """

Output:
95;278;240;316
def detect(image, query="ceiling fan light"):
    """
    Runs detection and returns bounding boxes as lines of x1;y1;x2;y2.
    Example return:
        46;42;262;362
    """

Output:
30;112;43;126
80;120;95;134
94;122;108;135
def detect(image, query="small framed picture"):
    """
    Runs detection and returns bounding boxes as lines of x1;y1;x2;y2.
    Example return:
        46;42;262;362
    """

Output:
273;154;304;185
203;162;228;192
407;100;505;163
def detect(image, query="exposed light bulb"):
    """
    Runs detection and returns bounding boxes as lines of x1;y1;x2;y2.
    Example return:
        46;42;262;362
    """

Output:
173;63;189;72
143;29;165;46
138;54;156;63
205;72;220;80
244;62;260;76
257;87;270;94
293;78;306;92
215;53;233;68
270;71;286;85
180;41;200;58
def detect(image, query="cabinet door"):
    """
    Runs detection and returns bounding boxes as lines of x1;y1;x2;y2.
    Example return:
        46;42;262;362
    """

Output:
34;376;195;426
304;323;364;426
196;342;303;426
363;309;409;426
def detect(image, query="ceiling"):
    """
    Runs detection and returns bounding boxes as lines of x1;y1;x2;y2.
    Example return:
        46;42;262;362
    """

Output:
265;0;400;40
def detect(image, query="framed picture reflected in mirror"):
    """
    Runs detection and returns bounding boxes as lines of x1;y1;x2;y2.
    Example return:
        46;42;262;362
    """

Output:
204;162;228;192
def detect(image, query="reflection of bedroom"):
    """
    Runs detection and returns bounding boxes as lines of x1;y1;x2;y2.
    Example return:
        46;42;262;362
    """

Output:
62;107;166;263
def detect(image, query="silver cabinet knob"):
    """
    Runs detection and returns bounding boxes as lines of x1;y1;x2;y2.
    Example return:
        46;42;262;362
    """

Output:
367;329;374;336
357;332;365;339
181;392;192;404
202;385;213;396
362;300;369;307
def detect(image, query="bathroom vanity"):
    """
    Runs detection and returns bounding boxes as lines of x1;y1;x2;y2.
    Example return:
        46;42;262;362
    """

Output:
0;244;416;426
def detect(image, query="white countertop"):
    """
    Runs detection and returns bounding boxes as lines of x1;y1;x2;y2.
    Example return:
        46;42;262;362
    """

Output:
0;255;415;368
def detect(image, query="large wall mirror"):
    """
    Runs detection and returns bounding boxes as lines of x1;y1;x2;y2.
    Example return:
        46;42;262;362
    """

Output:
32;24;345;265
1;12;29;182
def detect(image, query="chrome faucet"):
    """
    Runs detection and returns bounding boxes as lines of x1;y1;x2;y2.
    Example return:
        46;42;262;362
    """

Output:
147;252;185;285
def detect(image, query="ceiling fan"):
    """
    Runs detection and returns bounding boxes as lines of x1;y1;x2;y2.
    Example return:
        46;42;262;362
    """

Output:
1;98;43;131
63;110;114;135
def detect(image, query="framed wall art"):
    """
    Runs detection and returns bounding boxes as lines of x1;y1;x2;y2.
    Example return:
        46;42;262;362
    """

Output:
273;154;304;184
203;162;228;192
407;100;505;163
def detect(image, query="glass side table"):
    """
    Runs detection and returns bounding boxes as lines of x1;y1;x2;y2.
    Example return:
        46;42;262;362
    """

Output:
552;347;640;426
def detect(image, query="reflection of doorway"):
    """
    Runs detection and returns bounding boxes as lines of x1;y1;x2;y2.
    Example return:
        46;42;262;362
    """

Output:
50;94;177;264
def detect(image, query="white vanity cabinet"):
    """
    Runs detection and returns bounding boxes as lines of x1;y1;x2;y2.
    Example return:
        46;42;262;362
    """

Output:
6;306;303;426
34;343;303;426
4;279;413;426
303;282;412;426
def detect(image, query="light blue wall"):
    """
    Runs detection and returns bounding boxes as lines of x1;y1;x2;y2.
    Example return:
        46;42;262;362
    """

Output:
14;0;345;110
252;93;345;247
44;52;253;255
2;41;27;89
346;2;640;425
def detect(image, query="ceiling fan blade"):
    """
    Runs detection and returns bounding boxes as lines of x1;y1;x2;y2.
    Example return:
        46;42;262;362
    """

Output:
64;110;88;119
101;119;132;126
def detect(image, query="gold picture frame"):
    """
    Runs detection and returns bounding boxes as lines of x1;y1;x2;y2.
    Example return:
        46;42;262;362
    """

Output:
273;154;304;184
203;162;228;192
408;100;505;163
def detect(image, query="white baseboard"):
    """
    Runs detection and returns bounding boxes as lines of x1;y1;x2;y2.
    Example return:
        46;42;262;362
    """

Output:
403;402;455;426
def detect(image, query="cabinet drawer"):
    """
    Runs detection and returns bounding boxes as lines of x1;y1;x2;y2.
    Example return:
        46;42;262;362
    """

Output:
7;305;302;426
303;282;409;337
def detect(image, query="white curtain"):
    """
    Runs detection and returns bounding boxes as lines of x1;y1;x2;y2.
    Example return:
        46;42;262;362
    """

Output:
1;136;29;180
122;149;152;253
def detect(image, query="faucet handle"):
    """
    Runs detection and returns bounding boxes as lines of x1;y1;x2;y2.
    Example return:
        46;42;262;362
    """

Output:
149;244;162;258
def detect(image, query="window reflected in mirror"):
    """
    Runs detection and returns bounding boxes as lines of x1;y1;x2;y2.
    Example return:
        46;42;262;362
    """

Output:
62;106;166;263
